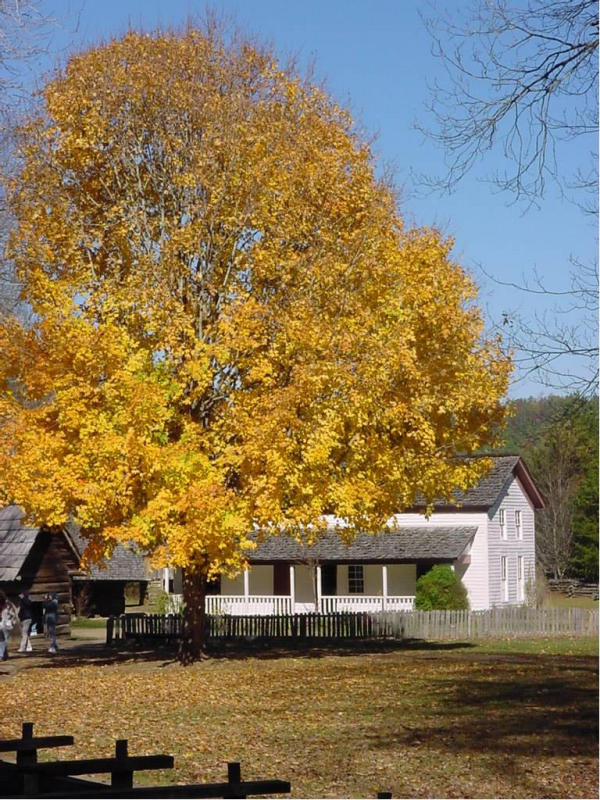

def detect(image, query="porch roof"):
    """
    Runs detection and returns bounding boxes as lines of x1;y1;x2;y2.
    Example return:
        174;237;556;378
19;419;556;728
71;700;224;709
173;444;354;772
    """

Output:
247;526;476;564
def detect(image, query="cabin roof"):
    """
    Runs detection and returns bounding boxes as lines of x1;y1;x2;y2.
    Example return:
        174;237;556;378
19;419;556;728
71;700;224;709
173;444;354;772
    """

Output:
66;525;148;582
414;455;544;510
248;526;476;563
0;505;39;581
0;506;147;583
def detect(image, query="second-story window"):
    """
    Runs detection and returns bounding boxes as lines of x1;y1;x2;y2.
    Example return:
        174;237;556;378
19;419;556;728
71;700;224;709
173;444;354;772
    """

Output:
515;509;522;540
499;508;506;539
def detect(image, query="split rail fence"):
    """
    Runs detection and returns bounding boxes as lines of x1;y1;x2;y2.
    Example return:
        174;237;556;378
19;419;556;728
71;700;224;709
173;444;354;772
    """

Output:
107;607;599;645
0;723;394;798
0;722;290;798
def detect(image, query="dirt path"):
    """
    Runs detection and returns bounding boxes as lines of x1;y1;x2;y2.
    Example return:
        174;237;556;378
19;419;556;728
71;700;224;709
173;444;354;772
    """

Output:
0;629;107;677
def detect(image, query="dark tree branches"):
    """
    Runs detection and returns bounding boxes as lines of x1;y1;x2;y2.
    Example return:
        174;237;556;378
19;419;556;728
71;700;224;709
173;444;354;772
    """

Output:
420;0;598;207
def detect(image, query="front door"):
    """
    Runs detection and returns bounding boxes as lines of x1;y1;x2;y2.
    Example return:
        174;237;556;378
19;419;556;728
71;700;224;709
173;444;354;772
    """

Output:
273;563;290;595
321;564;337;595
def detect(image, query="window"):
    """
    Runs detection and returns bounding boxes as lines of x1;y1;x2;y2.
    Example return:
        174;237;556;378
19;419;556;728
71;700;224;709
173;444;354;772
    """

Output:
515;509;522;540
348;565;364;594
499;508;506;539
517;555;524;602
501;556;508;601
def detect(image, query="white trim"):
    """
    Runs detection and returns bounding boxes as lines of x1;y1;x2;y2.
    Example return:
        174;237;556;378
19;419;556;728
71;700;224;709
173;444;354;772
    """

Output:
501;555;508;601
517;555;524;601
289;565;295;607
499;508;506;540
515;509;522;540
316;565;322;609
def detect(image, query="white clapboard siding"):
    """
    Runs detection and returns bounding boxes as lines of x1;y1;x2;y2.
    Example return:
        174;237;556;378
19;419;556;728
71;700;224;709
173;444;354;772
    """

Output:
487;475;536;607
390;511;490;611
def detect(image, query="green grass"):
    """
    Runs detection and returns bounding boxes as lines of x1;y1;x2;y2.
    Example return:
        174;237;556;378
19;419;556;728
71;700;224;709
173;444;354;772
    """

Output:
464;636;598;656
71;617;107;629
546;592;599;610
2;637;598;798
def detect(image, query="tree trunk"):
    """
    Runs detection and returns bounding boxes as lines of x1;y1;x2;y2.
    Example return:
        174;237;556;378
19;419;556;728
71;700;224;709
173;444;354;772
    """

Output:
179;570;208;663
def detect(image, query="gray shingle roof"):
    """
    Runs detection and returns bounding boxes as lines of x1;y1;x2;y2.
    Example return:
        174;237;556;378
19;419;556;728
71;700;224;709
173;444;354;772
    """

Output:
420;455;522;509
247;526;476;563
0;505;38;582
0;506;147;583
67;525;148;582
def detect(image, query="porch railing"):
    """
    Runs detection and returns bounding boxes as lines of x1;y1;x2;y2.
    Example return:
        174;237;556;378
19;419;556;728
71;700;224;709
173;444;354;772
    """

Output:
320;595;415;612
171;594;415;615
206;595;293;616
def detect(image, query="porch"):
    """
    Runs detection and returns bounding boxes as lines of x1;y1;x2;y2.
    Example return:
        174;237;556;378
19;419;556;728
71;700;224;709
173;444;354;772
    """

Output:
163;562;416;615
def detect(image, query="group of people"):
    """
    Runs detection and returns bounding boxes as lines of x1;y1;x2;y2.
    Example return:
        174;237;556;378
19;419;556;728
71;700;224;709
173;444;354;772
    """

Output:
0;589;59;659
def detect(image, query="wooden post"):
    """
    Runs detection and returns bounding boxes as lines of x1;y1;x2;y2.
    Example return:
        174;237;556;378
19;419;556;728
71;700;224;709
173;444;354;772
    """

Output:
382;565;388;611
111;739;133;790
19;724;40;798
243;570;250;603
226;761;246;799
289;564;296;614
316;565;322;612
17;722;36;766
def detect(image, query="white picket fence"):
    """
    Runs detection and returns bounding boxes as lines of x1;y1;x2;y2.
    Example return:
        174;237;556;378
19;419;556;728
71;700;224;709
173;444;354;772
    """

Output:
371;607;599;640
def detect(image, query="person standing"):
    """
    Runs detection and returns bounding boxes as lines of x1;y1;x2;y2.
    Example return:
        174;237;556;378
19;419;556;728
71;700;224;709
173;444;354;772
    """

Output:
43;592;59;654
17;591;33;653
0;590;17;661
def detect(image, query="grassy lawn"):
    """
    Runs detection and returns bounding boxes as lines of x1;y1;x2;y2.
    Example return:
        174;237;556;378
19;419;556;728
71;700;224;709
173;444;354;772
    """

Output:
1;638;597;799
546;592;599;610
71;617;108;629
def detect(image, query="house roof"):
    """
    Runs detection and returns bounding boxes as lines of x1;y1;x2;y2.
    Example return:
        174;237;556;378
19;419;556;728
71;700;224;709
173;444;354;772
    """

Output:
66;525;148;582
0;505;39;582
247;526;476;563
414;455;544;510
0;506;147;583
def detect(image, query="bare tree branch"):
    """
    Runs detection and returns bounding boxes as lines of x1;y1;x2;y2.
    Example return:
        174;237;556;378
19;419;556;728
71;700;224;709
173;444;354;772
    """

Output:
0;0;61;316
418;0;598;208
482;258;598;395
420;1;598;396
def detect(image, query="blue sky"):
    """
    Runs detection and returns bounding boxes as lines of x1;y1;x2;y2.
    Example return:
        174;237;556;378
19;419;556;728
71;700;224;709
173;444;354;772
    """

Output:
31;0;597;398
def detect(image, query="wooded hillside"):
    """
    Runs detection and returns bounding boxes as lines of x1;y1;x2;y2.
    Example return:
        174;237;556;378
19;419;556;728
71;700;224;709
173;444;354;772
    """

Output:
499;395;598;581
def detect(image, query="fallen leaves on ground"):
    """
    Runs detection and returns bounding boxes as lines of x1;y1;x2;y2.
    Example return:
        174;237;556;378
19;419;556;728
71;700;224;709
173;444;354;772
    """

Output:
1;644;597;798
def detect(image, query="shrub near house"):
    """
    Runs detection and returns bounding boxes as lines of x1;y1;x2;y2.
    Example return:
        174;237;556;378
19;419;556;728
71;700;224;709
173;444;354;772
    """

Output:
415;565;469;610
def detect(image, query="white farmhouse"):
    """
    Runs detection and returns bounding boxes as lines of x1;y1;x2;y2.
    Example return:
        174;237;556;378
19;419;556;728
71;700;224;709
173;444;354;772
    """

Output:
163;455;544;614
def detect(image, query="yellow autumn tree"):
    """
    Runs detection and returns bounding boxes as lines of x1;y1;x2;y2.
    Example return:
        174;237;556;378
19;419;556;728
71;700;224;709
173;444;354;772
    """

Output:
0;28;511;658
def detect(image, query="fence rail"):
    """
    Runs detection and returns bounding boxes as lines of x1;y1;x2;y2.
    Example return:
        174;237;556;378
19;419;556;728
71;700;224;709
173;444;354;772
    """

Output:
547;579;599;599
0;722;290;799
107;606;599;645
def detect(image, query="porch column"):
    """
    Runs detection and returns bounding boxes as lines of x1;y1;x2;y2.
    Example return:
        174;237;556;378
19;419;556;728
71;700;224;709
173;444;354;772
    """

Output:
382;565;388;611
163;567;170;593
316;565;322;612
289;565;296;613
243;569;250;600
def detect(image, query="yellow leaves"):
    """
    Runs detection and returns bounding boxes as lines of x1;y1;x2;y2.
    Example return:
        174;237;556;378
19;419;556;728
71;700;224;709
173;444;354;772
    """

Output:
0;26;511;580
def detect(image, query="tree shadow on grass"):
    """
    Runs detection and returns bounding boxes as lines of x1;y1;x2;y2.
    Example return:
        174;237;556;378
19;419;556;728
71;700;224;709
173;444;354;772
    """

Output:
203;637;476;661
363;657;599;760
2;642;179;673
1;637;477;673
